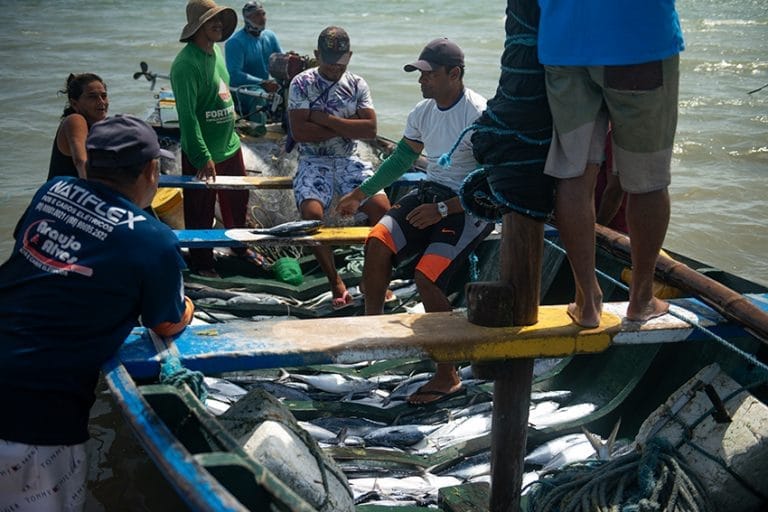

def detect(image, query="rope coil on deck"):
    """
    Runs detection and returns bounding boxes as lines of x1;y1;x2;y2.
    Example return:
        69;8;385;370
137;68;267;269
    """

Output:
525;438;713;512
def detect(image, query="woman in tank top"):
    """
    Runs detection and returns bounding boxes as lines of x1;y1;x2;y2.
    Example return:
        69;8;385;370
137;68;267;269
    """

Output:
47;73;109;180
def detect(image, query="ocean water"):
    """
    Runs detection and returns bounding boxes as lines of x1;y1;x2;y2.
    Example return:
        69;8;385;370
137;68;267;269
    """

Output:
0;0;766;508
1;0;766;283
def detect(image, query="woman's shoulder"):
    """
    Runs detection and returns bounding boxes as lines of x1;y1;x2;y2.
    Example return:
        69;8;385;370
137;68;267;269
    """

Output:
59;112;88;131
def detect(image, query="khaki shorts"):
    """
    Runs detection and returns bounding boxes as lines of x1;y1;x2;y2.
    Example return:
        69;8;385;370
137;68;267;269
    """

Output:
544;55;679;193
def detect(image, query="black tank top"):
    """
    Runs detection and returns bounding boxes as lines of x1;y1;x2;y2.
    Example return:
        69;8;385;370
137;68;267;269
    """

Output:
47;125;78;180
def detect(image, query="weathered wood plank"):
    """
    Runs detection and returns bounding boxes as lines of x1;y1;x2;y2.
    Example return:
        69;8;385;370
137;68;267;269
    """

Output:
159;174;293;189
116;295;767;379
174;224;560;248
158;172;427;190
175;226;372;248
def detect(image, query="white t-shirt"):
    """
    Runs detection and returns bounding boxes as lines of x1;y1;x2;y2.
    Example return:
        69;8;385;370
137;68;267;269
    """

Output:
403;88;487;192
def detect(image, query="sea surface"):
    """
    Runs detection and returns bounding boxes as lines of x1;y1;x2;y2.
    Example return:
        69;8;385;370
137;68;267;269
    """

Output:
0;0;766;509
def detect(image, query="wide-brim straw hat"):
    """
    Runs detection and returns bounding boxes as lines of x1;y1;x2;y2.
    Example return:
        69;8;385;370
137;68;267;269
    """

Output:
179;0;237;43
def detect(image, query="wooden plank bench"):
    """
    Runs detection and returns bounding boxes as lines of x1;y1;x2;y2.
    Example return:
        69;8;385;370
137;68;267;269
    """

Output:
174;226;373;249
159;171;427;190
174;224;559;249
116;294;768;379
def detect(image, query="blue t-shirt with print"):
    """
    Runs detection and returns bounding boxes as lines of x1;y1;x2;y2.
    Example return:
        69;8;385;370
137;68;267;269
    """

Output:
0;177;187;444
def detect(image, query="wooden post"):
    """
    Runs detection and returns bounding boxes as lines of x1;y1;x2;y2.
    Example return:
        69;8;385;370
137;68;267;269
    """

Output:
467;211;544;512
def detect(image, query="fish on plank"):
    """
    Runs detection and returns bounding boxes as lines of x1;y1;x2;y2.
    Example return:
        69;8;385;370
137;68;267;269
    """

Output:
250;219;323;236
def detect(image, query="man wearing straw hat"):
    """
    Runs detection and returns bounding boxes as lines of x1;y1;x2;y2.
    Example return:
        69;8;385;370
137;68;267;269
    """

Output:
171;0;255;277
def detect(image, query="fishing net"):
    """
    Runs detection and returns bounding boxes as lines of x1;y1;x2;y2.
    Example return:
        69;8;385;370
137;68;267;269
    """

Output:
524;438;714;512
459;0;555;222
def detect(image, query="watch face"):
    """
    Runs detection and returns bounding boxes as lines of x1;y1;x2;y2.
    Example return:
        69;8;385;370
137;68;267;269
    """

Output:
438;201;448;217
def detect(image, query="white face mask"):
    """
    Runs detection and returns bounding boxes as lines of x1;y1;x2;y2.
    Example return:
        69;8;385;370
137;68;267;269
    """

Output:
244;18;264;36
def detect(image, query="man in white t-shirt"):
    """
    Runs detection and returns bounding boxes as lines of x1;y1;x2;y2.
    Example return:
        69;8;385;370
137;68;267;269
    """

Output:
338;38;492;405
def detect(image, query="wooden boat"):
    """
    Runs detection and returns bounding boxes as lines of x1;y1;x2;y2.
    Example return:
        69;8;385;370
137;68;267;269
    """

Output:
103;225;768;510
120;65;768;511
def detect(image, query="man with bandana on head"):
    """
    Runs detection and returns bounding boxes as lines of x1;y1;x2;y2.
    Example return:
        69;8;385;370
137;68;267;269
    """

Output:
225;1;283;120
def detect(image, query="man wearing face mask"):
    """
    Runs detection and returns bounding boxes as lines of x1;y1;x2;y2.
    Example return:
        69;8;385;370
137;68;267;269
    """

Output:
225;1;283;120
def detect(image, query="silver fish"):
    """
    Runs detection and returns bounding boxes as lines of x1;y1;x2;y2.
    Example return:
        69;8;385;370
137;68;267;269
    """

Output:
287;371;378;395
310;416;386;438
245;380;313;401
530;390;573;403
524;433;590;466
203;376;248;404
362;424;439;449
541;439;598;472
250;219;322;236
529;402;596;428
438;450;492;480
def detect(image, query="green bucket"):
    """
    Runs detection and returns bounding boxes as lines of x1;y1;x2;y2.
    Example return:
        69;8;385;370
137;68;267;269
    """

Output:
272;257;303;286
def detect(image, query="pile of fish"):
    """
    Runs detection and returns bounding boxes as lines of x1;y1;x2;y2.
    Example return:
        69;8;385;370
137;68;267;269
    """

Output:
202;357;627;507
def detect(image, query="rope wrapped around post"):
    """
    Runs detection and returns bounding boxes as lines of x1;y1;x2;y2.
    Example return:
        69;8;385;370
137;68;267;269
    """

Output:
458;0;555;223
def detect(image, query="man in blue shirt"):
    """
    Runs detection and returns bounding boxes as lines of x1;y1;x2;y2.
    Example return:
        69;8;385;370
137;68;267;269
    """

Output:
225;1;283;120
0;115;194;511
538;0;684;328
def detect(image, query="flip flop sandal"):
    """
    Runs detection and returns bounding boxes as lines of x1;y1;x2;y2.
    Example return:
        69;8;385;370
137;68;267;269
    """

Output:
406;386;464;406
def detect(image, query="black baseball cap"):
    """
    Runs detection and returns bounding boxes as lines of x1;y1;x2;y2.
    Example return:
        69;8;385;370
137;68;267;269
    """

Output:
317;26;352;65
404;38;464;72
87;115;175;167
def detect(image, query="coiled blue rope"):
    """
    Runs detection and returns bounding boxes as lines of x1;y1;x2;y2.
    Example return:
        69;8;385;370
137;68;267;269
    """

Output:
159;354;208;402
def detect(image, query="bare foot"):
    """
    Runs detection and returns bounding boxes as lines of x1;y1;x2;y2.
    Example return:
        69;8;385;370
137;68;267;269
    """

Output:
626;296;669;322
566;301;601;329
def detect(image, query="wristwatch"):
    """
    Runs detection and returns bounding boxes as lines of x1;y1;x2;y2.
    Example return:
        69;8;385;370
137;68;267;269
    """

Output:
436;201;448;218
